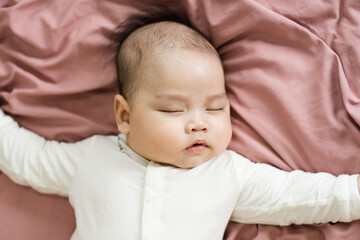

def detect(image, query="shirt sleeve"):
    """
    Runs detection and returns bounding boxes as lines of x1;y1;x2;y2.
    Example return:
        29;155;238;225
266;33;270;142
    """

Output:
0;109;91;196
229;151;360;226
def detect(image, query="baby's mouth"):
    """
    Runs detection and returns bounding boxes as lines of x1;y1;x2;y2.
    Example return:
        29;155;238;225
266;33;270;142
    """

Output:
186;140;208;153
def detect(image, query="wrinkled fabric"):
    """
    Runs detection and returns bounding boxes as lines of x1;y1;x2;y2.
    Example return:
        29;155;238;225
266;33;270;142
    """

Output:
0;0;359;239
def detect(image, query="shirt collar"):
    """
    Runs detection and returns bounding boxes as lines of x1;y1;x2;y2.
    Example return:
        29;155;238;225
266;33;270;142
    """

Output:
117;134;150;166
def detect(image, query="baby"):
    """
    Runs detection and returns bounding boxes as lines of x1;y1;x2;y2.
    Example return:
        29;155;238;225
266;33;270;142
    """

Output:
1;9;360;240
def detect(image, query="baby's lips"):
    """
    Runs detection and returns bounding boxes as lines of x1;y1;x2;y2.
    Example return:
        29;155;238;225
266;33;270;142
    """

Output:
190;139;207;147
185;139;208;153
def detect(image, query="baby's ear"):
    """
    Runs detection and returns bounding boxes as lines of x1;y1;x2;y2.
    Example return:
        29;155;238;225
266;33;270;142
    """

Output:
114;94;131;134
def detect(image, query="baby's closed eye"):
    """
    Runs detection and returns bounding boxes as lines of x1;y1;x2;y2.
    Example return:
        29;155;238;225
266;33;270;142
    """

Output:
159;109;185;113
205;107;225;112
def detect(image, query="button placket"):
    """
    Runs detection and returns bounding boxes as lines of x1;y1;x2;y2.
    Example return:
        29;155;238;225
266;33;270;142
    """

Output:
141;162;165;240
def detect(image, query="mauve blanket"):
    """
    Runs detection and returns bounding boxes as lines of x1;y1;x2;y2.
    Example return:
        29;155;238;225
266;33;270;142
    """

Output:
0;0;359;239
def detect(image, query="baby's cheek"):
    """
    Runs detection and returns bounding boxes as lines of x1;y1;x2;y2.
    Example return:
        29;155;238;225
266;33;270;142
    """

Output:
154;129;181;149
148;118;178;137
156;117;183;134
147;134;182;164
216;119;232;149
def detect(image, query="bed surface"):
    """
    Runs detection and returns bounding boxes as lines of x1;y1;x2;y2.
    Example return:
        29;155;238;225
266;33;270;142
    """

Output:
1;0;359;239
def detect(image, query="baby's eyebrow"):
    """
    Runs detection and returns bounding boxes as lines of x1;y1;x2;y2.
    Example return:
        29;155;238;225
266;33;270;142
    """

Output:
206;93;228;102
154;94;187;102
154;93;228;102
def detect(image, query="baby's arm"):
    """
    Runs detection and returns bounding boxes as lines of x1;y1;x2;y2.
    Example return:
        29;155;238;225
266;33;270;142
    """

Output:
0;109;89;196
230;151;360;226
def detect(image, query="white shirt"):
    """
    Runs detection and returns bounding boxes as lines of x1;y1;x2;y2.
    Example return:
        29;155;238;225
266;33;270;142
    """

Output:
0;109;359;240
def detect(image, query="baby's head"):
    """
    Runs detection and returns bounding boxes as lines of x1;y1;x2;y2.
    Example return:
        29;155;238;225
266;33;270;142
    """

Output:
112;9;232;168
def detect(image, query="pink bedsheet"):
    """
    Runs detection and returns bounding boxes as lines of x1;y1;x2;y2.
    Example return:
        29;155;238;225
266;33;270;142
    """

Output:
1;0;359;239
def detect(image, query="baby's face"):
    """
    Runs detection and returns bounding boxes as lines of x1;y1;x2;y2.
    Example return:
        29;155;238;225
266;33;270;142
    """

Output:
117;49;232;168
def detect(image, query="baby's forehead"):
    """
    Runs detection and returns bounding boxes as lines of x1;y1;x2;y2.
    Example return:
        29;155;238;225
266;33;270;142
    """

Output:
137;51;225;96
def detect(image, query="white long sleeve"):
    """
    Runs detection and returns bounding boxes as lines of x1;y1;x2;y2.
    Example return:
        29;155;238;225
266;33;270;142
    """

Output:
0;109;87;196
230;151;360;225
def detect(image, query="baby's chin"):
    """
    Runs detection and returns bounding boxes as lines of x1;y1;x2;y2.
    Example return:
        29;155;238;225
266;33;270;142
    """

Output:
159;154;218;169
146;144;228;169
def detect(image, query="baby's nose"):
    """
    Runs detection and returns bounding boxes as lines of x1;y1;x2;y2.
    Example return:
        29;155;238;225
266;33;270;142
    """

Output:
185;120;209;134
